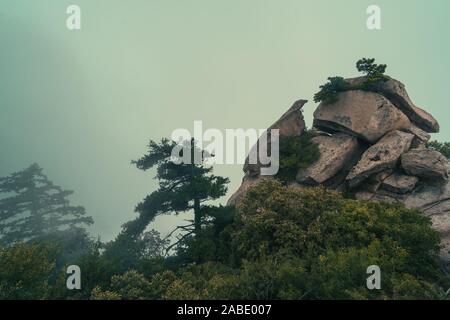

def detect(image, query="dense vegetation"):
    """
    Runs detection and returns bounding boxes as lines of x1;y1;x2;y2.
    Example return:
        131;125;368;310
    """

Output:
314;58;388;103
1;180;449;299
1;137;449;300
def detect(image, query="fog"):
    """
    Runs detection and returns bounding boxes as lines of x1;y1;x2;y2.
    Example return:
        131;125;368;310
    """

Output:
1;0;449;241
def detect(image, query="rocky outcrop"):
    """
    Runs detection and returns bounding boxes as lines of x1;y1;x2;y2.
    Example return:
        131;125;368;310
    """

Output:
313;90;411;143
296;133;362;185
401;149;449;181
346;76;439;133
243;100;306;177
346;130;414;187
228;74;448;263
229;100;308;206
270;99;308;137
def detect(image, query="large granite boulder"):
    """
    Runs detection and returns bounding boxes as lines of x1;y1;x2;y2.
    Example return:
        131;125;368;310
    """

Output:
346;76;439;133
401;149;449;181
296;133;362;185
346;130;414;187
244;100;306;177
313;90;411;143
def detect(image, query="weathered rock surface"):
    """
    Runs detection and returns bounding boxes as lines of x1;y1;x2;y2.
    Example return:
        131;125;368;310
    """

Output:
313;90;411;143
244;100;306;177
401;149;449;181
364;170;394;193
405;125;431;149
346;130;414;187
270;99;308;137
380;172;419;194
346;76;439;133
403;182;450;216
296;133;362;185
405;125;431;144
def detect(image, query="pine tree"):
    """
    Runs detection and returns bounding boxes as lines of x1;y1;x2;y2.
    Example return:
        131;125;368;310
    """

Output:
0;163;93;246
109;138;229;259
356;58;387;80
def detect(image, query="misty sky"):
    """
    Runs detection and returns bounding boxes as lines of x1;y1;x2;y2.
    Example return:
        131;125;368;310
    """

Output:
1;0;449;241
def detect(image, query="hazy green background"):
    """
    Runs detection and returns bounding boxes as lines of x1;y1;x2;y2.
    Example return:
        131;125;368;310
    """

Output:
1;0;449;240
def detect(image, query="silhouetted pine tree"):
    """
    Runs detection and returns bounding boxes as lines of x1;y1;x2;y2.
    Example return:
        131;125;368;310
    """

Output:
106;138;229;265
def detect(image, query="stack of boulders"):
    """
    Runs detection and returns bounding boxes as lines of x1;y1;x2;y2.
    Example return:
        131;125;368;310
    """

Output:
228;76;450;263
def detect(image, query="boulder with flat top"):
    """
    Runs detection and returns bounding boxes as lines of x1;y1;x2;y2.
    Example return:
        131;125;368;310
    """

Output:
313;90;411;143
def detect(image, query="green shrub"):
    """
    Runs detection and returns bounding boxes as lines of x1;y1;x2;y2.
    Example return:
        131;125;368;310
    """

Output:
0;243;56;299
276;130;320;182
313;76;350;103
314;58;388;103
148;180;448;300
91;286;121;300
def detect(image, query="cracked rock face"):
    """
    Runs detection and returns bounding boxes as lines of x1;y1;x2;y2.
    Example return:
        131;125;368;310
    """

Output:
296;133;362;185
346;130;414;187
313;90;411;143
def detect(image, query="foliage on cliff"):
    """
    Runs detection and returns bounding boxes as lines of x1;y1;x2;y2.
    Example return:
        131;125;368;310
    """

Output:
314;58;388;104
2;179;449;300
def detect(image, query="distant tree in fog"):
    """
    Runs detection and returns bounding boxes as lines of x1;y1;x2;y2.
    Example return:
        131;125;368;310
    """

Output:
0;163;93;246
